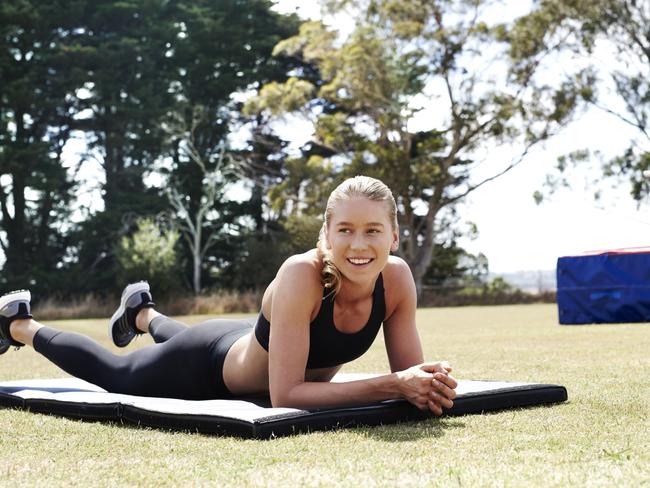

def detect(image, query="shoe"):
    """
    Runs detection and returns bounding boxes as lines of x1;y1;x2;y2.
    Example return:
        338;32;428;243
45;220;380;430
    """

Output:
0;290;32;353
109;282;155;347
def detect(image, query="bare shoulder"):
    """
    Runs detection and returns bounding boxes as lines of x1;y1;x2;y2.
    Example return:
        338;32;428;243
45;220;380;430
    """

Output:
262;250;323;316
277;249;321;282
382;255;415;286
381;255;416;319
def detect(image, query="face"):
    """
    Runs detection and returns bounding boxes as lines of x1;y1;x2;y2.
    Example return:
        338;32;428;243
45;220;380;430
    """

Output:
325;197;399;282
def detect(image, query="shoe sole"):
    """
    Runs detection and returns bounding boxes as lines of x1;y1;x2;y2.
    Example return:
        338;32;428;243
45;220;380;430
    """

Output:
108;282;150;346
0;290;31;310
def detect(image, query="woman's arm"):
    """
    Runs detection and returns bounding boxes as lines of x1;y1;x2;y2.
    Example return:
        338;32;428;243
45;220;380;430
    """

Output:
381;257;458;414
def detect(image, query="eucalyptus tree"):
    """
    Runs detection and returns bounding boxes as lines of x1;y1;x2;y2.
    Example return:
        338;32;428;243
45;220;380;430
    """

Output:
246;0;583;295
507;0;650;202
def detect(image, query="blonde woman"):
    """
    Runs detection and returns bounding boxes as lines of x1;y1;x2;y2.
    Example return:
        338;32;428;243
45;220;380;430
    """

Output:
0;176;456;414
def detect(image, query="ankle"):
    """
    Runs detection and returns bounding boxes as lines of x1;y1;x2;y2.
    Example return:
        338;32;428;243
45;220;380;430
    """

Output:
9;318;32;335
9;318;41;347
135;308;160;333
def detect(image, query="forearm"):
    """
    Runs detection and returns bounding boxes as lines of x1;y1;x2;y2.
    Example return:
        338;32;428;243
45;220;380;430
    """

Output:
272;374;402;409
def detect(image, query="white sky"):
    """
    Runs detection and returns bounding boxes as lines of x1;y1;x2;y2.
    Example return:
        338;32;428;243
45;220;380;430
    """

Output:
272;0;650;273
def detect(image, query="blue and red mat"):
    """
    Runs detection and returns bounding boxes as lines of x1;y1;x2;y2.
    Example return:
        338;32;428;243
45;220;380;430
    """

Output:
0;374;567;438
557;246;650;324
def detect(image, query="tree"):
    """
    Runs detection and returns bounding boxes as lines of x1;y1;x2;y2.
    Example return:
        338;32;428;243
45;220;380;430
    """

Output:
509;0;650;202
245;0;583;295
161;0;301;293
66;0;176;292
163;106;240;295
0;0;80;293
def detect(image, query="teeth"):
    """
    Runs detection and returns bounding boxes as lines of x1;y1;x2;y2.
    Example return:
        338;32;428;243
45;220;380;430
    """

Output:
349;258;371;265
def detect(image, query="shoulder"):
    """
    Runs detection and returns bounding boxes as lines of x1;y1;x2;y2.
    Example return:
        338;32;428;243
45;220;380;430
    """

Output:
381;256;416;318
277;249;321;279
382;255;414;286
272;250;323;298
261;250;323;317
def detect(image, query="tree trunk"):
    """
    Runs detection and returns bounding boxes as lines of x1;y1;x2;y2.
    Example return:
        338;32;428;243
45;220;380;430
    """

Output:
192;219;202;295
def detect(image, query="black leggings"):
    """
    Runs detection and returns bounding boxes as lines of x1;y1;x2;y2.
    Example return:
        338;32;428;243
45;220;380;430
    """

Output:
32;316;255;400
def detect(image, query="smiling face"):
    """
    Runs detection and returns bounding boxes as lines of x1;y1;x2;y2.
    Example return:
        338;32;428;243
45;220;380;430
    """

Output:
325;197;399;281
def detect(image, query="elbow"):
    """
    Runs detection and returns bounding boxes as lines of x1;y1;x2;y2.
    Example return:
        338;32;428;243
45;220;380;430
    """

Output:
271;398;289;408
270;394;291;409
270;384;300;408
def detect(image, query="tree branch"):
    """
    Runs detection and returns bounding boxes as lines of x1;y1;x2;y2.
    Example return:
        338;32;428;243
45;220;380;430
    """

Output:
589;97;650;143
445;139;539;205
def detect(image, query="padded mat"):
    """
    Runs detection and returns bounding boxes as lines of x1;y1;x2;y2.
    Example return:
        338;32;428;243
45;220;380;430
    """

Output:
0;375;567;438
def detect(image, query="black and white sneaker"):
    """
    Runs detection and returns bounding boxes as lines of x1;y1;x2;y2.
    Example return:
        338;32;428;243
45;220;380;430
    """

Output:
0;290;32;354
109;282;155;348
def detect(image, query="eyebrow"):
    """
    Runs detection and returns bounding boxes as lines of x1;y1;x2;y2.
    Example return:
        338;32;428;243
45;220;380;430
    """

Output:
335;221;385;227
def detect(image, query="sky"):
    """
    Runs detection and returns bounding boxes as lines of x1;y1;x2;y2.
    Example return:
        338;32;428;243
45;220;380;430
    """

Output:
272;0;650;273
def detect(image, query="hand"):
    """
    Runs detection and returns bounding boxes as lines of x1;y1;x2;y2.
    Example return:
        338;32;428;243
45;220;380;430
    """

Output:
396;361;457;416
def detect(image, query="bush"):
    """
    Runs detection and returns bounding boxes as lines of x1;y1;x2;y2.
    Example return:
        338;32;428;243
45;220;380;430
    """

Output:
114;218;181;298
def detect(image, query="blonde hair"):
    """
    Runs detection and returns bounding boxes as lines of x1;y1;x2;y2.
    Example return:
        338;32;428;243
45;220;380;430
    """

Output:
316;175;398;296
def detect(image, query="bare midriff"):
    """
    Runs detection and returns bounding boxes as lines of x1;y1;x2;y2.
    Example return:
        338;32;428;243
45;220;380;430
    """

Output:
222;332;341;396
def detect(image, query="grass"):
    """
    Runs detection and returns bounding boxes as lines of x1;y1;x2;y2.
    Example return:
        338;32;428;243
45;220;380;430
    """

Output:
1;304;649;487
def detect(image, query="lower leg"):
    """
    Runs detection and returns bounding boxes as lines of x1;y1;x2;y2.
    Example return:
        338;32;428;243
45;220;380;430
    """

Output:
146;313;190;343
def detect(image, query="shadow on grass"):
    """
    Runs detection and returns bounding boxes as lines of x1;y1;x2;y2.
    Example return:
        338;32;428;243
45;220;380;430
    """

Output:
357;417;466;442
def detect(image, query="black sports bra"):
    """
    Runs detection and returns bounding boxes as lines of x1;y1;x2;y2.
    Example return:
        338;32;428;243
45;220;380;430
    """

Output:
254;274;385;369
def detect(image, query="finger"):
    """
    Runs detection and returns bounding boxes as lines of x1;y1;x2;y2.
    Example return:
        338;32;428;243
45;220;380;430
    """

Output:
432;377;457;399
434;372;458;390
440;361;452;373
428;399;442;416
420;362;450;374
430;391;454;409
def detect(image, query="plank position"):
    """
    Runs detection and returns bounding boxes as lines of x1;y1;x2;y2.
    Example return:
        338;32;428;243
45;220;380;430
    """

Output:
0;176;457;413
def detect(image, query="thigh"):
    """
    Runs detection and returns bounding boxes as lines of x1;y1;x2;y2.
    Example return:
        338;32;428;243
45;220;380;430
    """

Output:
128;318;254;399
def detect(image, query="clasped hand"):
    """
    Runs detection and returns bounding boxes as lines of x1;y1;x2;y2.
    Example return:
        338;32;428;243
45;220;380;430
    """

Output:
396;361;457;416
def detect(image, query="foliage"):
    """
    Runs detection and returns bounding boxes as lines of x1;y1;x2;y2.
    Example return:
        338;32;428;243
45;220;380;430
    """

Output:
423;242;489;287
0;0;300;297
511;0;650;203
114;217;180;298
0;0;79;294
245;0;583;295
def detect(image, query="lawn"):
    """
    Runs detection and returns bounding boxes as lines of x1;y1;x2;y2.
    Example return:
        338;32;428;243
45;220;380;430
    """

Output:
1;304;649;487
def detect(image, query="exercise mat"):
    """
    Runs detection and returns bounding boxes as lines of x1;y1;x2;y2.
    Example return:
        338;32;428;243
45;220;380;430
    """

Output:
0;375;567;438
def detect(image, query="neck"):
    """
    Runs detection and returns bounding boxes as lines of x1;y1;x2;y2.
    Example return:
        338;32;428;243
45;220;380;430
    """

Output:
337;274;377;304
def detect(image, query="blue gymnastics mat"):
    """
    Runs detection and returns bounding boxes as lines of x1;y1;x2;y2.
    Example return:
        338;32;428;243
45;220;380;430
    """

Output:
0;375;567;438
557;247;650;324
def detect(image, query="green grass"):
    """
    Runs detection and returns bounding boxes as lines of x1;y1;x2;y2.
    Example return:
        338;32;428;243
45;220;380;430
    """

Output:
1;304;649;487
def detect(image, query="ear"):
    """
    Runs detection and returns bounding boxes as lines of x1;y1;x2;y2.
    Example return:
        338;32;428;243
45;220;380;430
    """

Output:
390;227;399;252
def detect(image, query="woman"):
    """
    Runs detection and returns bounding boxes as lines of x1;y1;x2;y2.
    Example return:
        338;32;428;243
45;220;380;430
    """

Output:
0;176;457;414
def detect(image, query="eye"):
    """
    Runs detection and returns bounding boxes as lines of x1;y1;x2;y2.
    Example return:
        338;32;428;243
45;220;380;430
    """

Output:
338;228;351;234
367;228;381;234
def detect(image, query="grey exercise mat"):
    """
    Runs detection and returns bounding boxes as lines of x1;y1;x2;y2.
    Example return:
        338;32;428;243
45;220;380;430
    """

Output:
0;375;567;438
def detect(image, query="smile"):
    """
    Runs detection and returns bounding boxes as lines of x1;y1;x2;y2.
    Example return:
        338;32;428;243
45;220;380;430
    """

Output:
347;258;373;265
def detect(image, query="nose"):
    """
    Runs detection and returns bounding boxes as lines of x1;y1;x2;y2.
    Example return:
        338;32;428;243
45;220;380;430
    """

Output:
350;231;367;251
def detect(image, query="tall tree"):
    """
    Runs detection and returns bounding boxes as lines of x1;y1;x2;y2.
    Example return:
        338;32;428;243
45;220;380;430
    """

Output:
68;0;175;292
0;0;80;293
246;0;583;295
508;0;650;202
